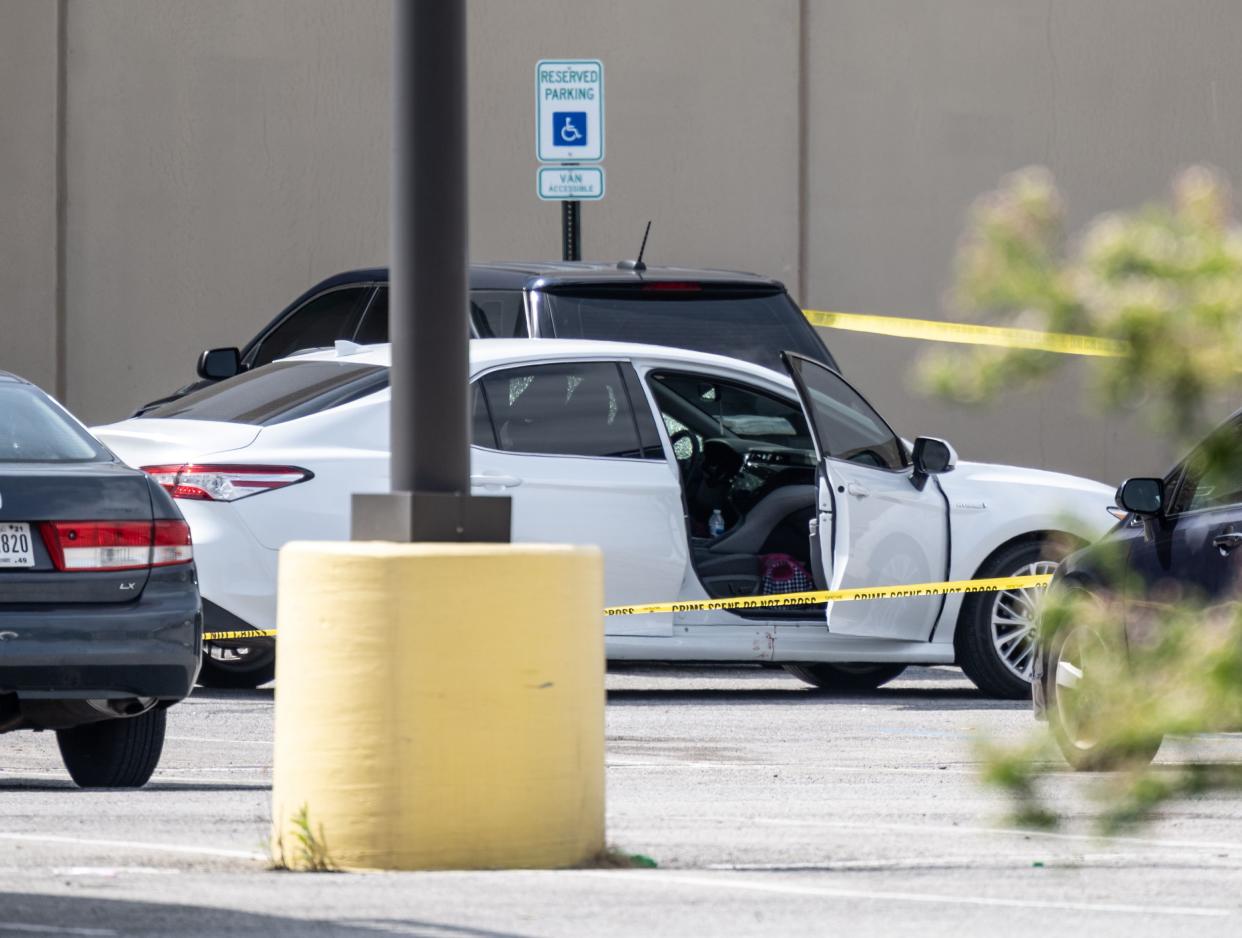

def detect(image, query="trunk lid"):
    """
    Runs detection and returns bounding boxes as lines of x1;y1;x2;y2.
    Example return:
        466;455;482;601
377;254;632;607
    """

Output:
92;418;262;469
0;462;157;604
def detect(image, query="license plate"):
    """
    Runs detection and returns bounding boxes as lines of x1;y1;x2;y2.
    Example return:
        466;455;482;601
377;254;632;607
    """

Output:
0;523;35;568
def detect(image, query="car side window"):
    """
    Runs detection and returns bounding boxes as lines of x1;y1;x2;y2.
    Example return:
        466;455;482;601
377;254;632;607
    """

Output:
354;288;529;344
1168;418;1242;514
784;356;906;471
250;287;370;367
471;290;529;338
474;362;647;459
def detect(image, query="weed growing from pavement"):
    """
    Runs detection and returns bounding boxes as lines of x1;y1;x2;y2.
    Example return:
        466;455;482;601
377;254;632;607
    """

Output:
575;846;658;869
270;804;337;872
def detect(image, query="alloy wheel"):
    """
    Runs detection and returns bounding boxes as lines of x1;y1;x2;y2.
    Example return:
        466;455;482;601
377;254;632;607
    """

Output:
989;560;1059;682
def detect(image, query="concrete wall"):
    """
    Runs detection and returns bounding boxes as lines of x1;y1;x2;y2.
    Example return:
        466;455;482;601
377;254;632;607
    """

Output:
804;0;1242;481
2;0;1240;481
0;0;60;394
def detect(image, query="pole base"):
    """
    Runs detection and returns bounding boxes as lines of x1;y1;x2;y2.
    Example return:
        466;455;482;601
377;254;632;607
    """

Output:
351;491;511;543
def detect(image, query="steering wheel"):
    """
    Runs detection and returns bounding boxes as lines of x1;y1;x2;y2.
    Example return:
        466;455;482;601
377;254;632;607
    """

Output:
668;429;702;468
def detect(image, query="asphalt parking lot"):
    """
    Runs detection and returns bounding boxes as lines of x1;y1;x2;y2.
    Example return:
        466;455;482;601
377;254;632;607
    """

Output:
2;666;1241;937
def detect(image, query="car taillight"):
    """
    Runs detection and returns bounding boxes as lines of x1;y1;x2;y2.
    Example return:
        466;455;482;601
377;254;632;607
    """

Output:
39;520;193;571
141;464;312;502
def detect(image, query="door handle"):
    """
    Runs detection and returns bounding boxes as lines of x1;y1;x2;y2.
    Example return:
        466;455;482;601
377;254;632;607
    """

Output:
470;473;522;489
1213;532;1242;555
846;482;871;498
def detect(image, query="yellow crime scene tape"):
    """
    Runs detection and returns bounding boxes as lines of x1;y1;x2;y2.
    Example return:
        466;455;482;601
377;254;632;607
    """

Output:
803;309;1125;358
201;573;1053;641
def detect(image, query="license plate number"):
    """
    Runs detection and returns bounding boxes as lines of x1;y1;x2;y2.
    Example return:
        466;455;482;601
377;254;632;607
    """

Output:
0;523;35;568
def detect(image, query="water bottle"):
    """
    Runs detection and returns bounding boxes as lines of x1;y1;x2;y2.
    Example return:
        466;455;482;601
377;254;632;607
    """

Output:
708;509;726;538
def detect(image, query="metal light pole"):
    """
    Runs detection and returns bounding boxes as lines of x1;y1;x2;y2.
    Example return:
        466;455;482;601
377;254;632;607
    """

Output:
352;0;509;542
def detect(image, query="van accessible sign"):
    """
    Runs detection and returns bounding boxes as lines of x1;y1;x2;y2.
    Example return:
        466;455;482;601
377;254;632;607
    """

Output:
537;165;604;201
536;59;604;164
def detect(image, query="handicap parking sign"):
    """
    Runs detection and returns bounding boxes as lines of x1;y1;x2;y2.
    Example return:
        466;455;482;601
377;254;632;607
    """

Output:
536;60;603;162
554;112;588;148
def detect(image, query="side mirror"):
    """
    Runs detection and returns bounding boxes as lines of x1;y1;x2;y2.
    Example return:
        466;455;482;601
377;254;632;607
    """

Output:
197;347;242;381
911;437;957;491
1116;477;1163;516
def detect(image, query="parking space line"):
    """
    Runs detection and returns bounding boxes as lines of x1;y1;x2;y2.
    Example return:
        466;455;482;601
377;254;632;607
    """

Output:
606;757;977;774
0;924;116;936
166;735;271;746
580;871;1231;917
0;832;265;862
684;815;1242;853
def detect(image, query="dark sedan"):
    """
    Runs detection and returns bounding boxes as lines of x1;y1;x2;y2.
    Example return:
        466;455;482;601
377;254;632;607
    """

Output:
0;372;200;787
1034;410;1242;768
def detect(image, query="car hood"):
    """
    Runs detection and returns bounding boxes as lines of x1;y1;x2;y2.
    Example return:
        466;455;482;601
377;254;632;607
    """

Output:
91;418;262;469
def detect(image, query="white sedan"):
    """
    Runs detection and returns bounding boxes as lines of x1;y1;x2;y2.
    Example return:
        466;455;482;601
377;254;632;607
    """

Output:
94;340;1114;694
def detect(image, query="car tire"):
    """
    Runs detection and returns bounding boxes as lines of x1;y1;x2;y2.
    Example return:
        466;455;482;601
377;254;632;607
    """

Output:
56;707;166;789
956;539;1067;699
197;642;276;689
1044;609;1163;772
784;662;907;692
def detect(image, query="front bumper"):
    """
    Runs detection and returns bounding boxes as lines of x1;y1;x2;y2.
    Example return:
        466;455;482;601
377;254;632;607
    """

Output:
0;565;201;700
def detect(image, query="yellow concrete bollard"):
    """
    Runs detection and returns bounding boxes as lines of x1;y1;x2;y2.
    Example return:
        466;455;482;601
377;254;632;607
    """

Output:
270;541;604;871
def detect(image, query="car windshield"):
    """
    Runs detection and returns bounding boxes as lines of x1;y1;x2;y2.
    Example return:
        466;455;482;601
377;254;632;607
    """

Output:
0;384;108;462
536;285;837;373
141;361;388;426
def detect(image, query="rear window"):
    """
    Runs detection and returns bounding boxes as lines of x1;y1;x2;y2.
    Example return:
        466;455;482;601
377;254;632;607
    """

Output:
142;362;388;426
537;285;837;372
0;384;107;462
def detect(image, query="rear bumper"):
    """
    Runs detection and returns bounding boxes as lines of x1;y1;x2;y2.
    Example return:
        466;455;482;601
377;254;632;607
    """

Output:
0;566;201;700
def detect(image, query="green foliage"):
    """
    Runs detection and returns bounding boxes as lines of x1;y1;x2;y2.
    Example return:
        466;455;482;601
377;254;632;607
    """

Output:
925;167;1242;829
920;165;1242;443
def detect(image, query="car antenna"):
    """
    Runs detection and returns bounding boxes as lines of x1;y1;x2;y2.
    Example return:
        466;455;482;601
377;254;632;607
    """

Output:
617;221;651;272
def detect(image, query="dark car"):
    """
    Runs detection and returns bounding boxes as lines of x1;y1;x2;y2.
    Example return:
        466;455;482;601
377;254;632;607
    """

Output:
137;262;839;413
1034;410;1242;768
0;372;200;788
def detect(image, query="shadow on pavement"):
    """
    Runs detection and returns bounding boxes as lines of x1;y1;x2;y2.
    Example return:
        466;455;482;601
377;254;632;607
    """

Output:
0;779;270;792
188;687;275;701
0;892;539;938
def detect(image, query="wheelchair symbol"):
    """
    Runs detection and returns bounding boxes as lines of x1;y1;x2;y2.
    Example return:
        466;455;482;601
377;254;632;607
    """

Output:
554;111;587;147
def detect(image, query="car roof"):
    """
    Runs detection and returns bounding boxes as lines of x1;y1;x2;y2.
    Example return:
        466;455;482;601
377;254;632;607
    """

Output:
0;371;30;385
279;339;796;388
303;262;788;293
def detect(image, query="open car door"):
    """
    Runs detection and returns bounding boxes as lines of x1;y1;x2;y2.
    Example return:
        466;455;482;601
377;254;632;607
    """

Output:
782;353;950;642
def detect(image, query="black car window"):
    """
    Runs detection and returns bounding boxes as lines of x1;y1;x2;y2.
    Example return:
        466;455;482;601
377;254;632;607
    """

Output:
142;361;388;427
785;355;906;471
474;362;647;459
250;287;370;367
0;384;107;462
353;287;528;344
471;290;528;339
537;284;837;372
1168;418;1242;514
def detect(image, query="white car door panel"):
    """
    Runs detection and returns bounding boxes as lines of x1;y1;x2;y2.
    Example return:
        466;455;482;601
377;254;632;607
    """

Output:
472;360;687;638
821;458;946;640
469;448;684;637
784;354;949;642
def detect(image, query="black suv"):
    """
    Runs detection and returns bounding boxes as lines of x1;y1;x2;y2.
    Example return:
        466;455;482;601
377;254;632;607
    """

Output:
139;262;838;413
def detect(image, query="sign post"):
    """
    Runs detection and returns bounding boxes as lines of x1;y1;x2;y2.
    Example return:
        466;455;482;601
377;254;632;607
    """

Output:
536;59;604;261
